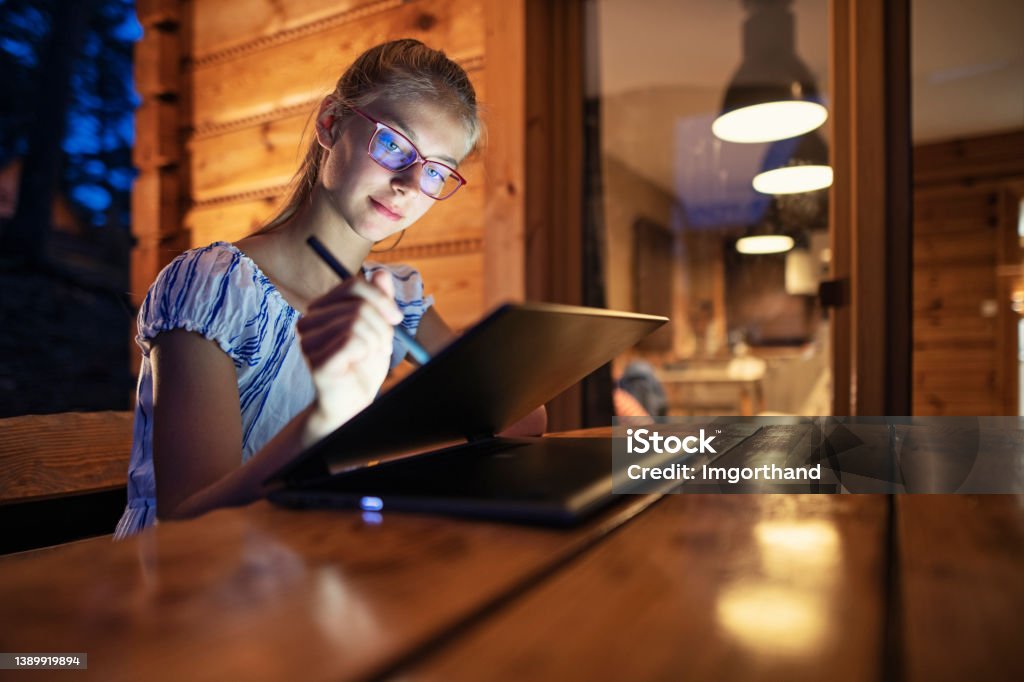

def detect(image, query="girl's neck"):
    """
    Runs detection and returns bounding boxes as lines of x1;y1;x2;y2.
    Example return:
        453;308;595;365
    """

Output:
287;188;372;275
242;190;374;306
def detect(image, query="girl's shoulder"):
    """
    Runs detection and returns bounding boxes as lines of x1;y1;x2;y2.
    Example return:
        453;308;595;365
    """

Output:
149;240;279;298
363;260;420;283
136;241;296;358
362;260;434;327
362;260;431;305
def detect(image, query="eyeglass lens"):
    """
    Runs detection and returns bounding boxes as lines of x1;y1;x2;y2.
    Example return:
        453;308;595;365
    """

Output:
369;127;461;199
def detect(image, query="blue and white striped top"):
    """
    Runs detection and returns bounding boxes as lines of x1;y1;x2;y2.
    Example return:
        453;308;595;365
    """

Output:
114;241;433;539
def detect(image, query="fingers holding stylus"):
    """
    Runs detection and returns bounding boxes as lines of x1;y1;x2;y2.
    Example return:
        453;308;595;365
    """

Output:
298;271;402;371
306;272;402;325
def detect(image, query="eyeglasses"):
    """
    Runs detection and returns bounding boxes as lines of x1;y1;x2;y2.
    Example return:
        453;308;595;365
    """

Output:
350;107;466;200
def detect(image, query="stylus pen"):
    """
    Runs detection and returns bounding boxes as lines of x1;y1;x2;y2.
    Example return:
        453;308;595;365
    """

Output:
306;235;432;365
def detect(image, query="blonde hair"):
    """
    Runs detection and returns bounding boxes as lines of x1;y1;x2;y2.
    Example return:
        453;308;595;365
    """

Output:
259;39;481;234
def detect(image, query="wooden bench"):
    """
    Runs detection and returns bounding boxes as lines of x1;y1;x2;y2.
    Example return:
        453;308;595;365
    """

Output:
0;411;133;553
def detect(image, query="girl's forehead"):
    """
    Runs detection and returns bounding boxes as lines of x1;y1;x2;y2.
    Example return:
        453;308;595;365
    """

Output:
364;97;471;162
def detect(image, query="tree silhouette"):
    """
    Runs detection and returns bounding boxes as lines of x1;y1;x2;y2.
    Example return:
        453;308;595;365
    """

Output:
0;0;140;264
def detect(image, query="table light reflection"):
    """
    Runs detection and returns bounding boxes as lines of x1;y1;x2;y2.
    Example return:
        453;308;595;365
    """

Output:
716;518;843;657
716;584;827;656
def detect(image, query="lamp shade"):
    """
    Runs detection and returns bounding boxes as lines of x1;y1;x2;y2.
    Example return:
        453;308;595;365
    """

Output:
712;0;826;144
736;234;795;254
753;129;832;194
735;200;795;255
753;165;833;194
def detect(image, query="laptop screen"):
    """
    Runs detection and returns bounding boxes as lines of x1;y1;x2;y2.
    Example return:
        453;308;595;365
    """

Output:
267;302;666;485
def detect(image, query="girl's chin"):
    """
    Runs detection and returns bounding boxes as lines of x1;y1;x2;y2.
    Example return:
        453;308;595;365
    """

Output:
354;220;403;245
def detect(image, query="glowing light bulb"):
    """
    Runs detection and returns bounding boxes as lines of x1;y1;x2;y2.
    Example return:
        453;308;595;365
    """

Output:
736;235;795;255
712;101;828;143
753;165;833;194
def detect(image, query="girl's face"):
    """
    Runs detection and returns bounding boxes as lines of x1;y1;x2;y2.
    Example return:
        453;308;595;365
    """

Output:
315;95;471;244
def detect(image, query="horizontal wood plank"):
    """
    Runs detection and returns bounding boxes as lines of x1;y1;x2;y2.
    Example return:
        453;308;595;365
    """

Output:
912;394;997;416
136;0;180;27
0;412;133;504
189;111;313;201
188;73;485;201
914;130;1024;186
913;231;996;266
187;195;284;246
135;27;180;97
185;177;484;252
913;348;996;368
402;495;888;681
398;251;485;330
912;367;997;392
133;98;180;170
0;479;662;681
913;190;998;223
913;264;996;296
132;168;181;239
192;0;394;60
898;495;1024;681
191;0;483;130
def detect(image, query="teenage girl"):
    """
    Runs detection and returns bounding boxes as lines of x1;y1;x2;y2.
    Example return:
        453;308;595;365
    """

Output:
115;39;545;538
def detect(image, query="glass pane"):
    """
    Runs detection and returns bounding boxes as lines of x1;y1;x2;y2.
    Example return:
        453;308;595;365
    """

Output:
910;0;1024;415
585;0;832;418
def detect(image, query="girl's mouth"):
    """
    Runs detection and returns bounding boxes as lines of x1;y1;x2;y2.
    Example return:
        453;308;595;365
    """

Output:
369;197;402;221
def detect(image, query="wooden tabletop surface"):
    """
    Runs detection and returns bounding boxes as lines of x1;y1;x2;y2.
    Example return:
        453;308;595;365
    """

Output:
0;425;1021;682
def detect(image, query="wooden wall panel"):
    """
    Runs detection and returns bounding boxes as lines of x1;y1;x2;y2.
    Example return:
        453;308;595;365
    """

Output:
185;174;485;252
131;5;187;364
190;0;484;131
914;265;996;309
189;111;312;201
191;0;391;60
186;196;282;247
912;131;1024;416
393;252;485;331
188;72;485;202
912;183;1004;416
914;130;1024;187
914;231;996;266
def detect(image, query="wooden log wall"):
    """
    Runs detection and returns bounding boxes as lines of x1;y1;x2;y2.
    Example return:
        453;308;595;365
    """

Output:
132;0;521;337
912;129;1024;415
132;0;190;329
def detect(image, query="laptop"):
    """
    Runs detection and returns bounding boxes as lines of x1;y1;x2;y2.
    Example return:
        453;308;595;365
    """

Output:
265;302;668;525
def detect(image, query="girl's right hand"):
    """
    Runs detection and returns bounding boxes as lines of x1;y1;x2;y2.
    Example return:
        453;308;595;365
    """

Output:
297;270;403;441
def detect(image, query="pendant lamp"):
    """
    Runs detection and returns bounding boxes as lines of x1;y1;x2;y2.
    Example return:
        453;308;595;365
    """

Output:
735;200;794;255
712;0;827;144
753;129;833;194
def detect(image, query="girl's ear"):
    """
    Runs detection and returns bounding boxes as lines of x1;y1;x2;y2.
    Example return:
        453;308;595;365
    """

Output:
315;97;337;150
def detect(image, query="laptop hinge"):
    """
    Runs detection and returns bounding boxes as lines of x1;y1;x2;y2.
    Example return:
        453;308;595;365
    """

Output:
465;431;495;443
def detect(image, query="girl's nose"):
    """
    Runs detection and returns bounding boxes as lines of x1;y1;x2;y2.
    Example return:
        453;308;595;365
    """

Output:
391;165;420;194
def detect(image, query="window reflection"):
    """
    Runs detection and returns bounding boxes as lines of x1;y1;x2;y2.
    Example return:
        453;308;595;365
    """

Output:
586;0;831;417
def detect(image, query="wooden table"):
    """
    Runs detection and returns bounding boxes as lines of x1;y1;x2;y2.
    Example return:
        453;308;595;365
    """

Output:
0;426;1021;681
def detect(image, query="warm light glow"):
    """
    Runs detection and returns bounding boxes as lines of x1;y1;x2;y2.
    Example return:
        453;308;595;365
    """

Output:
736;235;794;254
785;248;817;296
753;165;833;194
716;584;827;656
712;101;828;143
755;520;841;568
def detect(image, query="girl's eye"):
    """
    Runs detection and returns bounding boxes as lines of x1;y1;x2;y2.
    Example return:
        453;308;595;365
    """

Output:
425;166;441;179
387;140;400;153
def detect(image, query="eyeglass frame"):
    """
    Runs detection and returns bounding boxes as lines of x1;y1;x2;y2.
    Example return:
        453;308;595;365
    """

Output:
349;107;467;201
